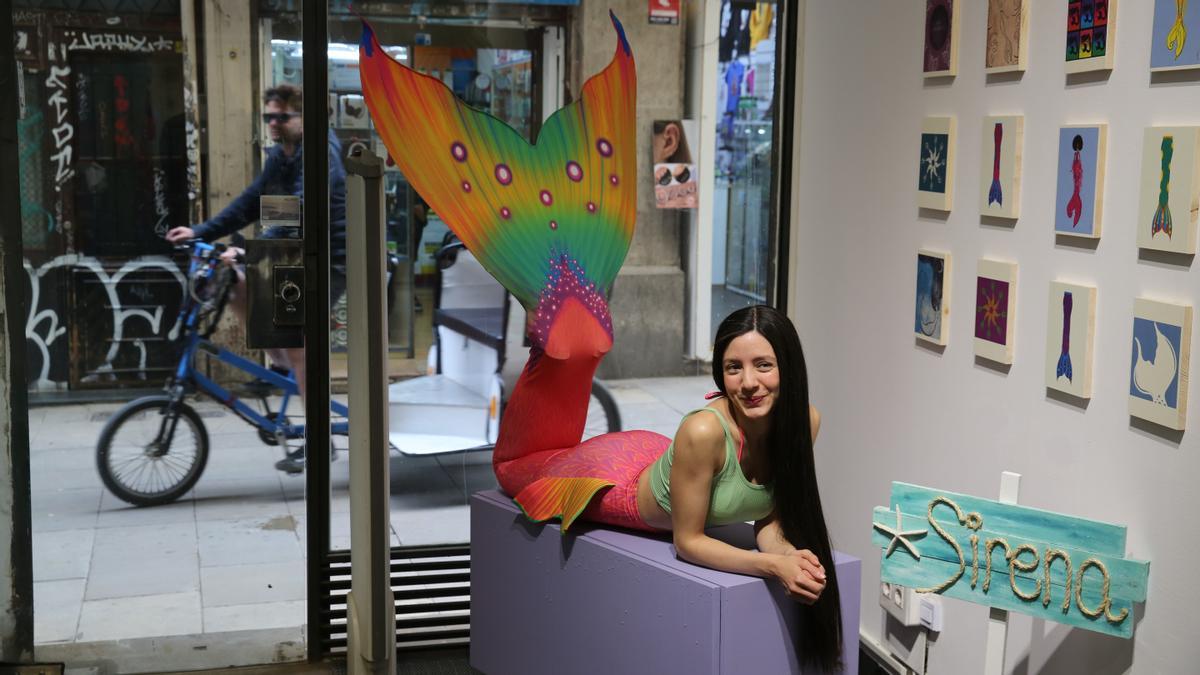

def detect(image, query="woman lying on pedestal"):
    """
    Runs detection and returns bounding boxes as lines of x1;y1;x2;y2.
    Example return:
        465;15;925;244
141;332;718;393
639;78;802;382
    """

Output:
358;13;842;671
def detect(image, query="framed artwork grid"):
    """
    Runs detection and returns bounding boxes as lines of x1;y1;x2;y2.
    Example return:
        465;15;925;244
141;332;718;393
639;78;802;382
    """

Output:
1129;298;1192;431
1045;281;1097;399
919;117;956;211
975;259;1018;364
1054;125;1108;239
916;249;952;346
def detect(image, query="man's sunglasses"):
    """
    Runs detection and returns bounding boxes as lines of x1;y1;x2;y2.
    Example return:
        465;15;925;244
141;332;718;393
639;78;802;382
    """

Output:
262;112;299;124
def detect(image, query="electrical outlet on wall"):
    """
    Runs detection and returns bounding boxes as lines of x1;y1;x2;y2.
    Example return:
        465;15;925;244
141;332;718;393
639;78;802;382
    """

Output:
879;581;922;626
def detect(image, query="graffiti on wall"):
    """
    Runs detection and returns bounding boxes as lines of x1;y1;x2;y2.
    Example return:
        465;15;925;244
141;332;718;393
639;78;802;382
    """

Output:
60;29;178;55
183;85;200;202
24;255;185;389
45;64;74;193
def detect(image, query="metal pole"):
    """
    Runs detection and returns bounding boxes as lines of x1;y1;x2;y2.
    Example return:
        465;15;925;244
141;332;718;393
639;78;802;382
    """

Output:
301;0;333;661
0;0;36;660
344;148;395;674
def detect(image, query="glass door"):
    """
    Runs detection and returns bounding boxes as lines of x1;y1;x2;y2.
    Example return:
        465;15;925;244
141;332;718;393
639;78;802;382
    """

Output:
710;0;781;341
258;1;567;658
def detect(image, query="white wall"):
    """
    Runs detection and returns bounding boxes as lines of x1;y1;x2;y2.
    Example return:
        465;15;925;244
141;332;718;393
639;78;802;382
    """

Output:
791;2;1199;673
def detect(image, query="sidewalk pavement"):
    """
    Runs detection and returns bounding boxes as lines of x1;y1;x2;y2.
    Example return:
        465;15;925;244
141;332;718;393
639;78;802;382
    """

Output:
29;375;713;669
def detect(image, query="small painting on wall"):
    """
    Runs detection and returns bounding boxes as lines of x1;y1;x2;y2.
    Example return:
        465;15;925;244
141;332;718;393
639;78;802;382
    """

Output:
916;250;952;346
1137;127;1200;255
918;117;956;210
1055;125;1107;238
1129;298;1192;430
1066;0;1117;74
1150;0;1200;72
925;0;961;77
1045;281;1097;399
979;116;1024;219
975;260;1017;364
986;0;1030;73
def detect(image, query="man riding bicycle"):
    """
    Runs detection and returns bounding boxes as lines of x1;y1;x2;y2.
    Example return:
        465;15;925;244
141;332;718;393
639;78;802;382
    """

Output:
166;84;347;474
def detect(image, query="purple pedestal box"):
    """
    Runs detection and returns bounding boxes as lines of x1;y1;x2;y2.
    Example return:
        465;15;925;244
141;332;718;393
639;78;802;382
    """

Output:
469;489;860;674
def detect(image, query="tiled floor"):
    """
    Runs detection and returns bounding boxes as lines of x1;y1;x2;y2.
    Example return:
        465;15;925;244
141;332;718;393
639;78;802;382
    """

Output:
28;374;713;669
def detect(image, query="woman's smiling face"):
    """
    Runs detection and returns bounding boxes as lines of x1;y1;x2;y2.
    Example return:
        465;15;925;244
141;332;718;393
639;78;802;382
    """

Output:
721;330;780;422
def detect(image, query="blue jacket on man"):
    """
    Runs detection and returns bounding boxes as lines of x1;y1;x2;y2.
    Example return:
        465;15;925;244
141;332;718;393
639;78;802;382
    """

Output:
192;130;347;266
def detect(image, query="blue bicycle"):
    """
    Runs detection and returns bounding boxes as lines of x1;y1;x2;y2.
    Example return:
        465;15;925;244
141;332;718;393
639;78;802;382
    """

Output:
95;241;348;506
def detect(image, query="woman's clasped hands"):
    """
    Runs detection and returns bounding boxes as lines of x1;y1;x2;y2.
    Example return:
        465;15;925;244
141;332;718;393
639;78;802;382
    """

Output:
773;548;826;604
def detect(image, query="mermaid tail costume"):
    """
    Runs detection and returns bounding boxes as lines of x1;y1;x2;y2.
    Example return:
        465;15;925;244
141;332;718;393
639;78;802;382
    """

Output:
360;14;671;531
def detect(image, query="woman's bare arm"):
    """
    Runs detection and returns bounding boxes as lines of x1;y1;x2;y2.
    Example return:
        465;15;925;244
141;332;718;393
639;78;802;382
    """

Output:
754;512;795;555
670;414;825;602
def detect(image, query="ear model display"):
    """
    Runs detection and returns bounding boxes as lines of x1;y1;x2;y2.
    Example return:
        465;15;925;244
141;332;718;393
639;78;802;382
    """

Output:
360;13;669;530
988;122;1004;207
1153;136;1174;238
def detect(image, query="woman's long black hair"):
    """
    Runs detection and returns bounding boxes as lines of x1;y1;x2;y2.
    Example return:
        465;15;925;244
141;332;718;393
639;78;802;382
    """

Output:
712;305;843;672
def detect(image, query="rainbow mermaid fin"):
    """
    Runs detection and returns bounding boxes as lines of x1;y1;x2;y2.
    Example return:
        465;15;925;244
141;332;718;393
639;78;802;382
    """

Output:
360;13;641;530
513;476;615;531
359;13;637;357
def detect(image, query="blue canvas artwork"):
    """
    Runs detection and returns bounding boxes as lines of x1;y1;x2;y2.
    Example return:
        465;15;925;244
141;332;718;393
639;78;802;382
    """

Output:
1151;0;1200;71
1130;318;1183;408
919;133;949;194
915;254;945;341
1055;127;1101;236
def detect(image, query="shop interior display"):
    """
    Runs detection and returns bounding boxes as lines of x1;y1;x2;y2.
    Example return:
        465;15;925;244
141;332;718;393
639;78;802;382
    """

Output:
978;115;1024;219
918;116;956;211
985;0;1029;73
1065;0;1116;73
1044;281;1097;399
1150;0;1200;72
1054;125;1107;239
871;482;1150;639
915;250;952;346
1129;298;1193;430
924;0;961;77
1137;126;1200;255
973;259;1017;364
715;1;778;304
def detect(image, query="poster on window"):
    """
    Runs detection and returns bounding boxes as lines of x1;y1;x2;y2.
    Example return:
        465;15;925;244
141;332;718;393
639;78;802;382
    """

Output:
649;0;681;25
653;119;697;209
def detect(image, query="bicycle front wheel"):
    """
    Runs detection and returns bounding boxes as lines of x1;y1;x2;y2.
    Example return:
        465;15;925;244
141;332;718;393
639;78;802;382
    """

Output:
96;395;210;506
581;380;622;441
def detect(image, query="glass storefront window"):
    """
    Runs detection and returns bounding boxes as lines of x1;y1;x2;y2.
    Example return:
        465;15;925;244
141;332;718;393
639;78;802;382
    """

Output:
711;0;779;341
13;0;793;669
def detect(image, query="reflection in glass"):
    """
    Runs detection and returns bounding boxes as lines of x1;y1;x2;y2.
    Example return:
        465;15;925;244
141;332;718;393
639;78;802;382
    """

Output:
712;0;777;342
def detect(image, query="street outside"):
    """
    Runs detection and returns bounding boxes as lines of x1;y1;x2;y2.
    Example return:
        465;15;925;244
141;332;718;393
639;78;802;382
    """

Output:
29;375;712;663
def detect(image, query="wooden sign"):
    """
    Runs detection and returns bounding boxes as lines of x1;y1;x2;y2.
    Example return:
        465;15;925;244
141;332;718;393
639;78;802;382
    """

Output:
871;482;1149;638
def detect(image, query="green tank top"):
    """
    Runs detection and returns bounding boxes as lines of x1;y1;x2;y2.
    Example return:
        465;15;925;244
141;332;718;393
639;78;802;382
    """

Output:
648;407;773;527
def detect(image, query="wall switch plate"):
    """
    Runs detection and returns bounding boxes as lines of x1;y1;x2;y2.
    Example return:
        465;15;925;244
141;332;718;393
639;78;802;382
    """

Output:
919;593;944;632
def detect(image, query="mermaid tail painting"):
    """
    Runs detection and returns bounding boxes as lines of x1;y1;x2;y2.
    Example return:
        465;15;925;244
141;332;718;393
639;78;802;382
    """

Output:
988;122;1004;207
1057;292;1074;382
1167;0;1188;60
1152;136;1174;239
360;13;670;531
1065;134;1084;227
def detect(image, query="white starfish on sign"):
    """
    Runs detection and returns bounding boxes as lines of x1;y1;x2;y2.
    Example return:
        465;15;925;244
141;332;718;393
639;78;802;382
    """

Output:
873;505;928;559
